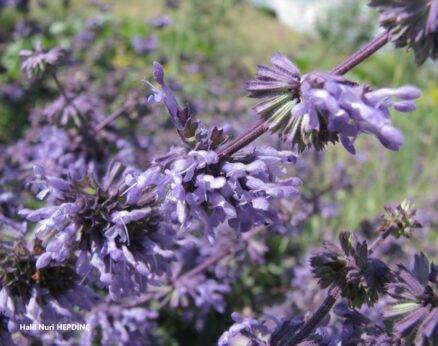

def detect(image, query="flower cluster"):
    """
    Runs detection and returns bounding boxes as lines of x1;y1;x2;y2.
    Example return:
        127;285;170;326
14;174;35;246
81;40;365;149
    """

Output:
82;305;160;346
20;42;67;79
369;0;438;65
1;0;438;344
157;147;301;239
384;253;438;344
311;232;390;307
0;236;96;339
249;55;421;154
20;162;175;300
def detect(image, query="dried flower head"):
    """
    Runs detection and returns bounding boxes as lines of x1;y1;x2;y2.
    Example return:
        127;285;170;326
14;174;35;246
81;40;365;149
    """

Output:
369;0;438;65
20;42;67;79
311;232;390;308
379;200;422;238
247;53;301;130
384;253;438;344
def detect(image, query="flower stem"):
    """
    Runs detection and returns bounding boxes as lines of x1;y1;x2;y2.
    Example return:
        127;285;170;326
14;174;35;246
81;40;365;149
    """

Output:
94;102;131;132
368;226;394;255
330;31;389;76
217;120;267;158
50;71;81;115
283;284;343;345
216;32;389;159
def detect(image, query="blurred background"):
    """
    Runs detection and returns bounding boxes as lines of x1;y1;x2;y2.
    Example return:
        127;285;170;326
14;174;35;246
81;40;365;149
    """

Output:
1;1;437;343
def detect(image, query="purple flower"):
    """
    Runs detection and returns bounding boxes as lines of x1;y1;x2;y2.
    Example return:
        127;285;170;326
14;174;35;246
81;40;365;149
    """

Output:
20;162;176;300
158;146;300;240
131;36;157;55
218;313;270;346
42;92;105;128
146;62;228;150
287;72;421;153
369;0;438;65
20;42;66;79
248;54;420;154
150;15;172;28
82;305;160;346
383;253;438;344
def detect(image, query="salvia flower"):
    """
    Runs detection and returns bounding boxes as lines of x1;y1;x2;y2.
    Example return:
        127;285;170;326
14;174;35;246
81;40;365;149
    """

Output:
81;305;160;346
311;232;390;308
369;0;438;65
287;72;421;154
20;162;175;300
20;42;66;79
218;312;270;346
146;62;228;150
249;55;421;154
158;146;300;239
42;92;105;128
384;253;438;344
0;237;96;338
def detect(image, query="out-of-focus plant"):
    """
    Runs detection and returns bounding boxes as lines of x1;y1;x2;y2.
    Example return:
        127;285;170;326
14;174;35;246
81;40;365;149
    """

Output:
316;0;378;53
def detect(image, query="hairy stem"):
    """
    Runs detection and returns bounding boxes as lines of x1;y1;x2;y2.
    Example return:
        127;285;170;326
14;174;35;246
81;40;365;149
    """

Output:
50;71;81;115
216;32;389;159
368;226;394;255
330;31;389;75
284;284;343;345
217;120;267;158
94;102;131;132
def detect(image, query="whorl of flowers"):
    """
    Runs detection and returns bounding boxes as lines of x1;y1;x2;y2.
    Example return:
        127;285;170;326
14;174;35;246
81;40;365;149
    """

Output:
369;0;438;65
81;305;160;346
310;232;390;308
20;42;67;79
249;55;421;154
19;162;175;300
157;146;301;239
146;62;302;238
384;253;438;344
0;237;96;337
